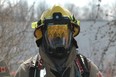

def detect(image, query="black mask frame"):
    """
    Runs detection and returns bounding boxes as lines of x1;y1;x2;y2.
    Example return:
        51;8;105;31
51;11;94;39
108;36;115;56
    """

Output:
42;12;72;31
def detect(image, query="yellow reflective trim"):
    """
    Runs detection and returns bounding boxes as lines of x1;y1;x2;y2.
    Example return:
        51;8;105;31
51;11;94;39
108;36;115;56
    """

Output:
77;20;80;26
31;22;38;29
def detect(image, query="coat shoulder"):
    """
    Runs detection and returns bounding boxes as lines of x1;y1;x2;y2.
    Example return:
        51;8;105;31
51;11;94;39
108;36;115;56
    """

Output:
15;54;39;77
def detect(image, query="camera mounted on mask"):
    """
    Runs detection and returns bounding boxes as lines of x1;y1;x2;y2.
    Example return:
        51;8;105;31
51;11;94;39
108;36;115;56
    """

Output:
44;12;71;26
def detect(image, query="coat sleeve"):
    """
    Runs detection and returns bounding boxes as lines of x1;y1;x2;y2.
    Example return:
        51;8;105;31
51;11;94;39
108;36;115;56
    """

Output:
89;61;103;77
14;57;34;77
15;55;39;77
15;63;29;77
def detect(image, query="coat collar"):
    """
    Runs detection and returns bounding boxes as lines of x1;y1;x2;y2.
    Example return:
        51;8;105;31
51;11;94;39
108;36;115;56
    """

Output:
39;46;77;69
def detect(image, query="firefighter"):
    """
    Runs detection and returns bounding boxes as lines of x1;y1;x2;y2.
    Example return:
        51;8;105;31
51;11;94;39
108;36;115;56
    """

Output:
15;5;103;77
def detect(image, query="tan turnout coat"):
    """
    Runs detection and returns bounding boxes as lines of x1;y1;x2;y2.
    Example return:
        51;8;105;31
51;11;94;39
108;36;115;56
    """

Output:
15;47;102;77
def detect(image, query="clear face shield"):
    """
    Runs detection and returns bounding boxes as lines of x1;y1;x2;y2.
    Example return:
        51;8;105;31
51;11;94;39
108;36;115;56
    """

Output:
45;24;72;49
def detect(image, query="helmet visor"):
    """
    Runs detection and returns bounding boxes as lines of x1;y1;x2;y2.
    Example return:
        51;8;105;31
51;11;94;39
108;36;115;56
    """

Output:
45;24;72;49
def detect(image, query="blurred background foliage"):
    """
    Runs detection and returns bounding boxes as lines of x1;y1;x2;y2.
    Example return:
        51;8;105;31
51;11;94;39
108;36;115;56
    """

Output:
0;0;116;77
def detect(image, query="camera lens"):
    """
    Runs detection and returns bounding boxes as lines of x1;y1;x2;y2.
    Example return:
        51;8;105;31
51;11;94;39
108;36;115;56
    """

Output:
56;15;59;19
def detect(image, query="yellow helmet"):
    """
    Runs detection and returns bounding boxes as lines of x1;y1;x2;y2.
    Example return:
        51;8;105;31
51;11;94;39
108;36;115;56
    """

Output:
32;5;80;41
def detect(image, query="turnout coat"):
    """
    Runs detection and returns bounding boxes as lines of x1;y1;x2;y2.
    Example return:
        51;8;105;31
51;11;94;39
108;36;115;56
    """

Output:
15;46;102;77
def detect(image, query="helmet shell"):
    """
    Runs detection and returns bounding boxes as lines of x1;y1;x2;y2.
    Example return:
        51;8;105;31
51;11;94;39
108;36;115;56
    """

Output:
34;5;80;41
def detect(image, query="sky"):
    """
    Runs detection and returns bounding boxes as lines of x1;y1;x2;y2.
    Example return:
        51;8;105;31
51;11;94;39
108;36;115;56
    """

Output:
28;0;116;8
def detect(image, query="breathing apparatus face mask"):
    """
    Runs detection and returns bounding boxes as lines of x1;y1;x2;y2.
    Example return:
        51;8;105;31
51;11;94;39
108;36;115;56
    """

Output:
45;24;72;48
42;13;73;57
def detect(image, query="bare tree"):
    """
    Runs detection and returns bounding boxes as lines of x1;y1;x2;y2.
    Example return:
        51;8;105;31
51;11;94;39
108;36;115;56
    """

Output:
65;3;80;19
35;0;48;20
75;1;116;77
0;0;36;71
0;0;49;72
87;19;116;77
82;0;105;20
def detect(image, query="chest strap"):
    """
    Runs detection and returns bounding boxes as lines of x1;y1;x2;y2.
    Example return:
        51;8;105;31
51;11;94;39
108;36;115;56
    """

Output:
75;54;90;77
29;54;90;77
